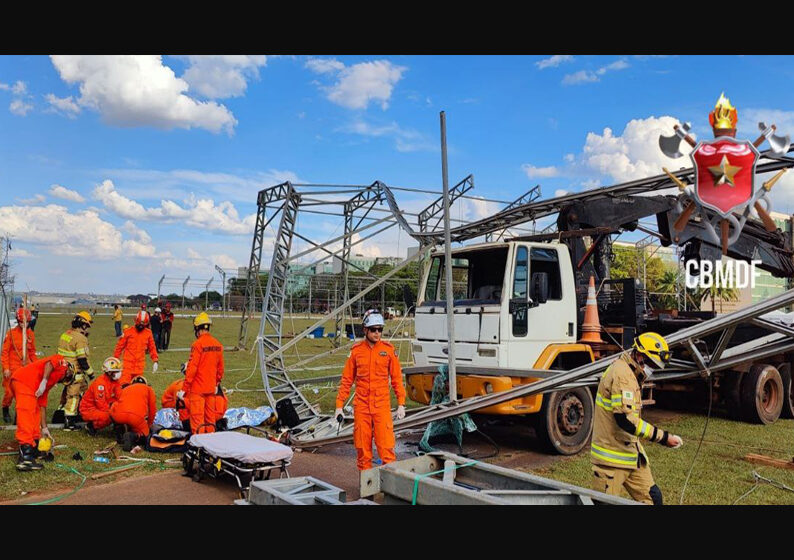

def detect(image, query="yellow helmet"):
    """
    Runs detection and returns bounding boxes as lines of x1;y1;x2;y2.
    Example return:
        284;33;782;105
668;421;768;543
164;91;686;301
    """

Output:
633;332;671;369
38;437;53;453
193;312;212;328
102;356;123;374
74;311;93;328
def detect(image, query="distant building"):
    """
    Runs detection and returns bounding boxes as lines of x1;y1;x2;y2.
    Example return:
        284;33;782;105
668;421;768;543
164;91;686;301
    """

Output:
332;254;378;274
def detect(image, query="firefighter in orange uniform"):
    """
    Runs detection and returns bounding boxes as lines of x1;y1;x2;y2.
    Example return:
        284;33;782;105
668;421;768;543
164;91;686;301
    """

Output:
335;310;406;471
114;309;159;385
110;375;157;450
181;313;224;434
11;356;74;471
79;357;123;435
2;308;37;423
162;362;190;429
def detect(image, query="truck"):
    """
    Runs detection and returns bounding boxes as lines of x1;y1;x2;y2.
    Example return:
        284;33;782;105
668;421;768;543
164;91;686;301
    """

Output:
406;194;794;455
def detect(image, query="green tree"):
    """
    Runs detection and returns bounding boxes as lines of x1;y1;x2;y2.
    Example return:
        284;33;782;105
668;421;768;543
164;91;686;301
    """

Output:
609;245;668;292
694;285;740;313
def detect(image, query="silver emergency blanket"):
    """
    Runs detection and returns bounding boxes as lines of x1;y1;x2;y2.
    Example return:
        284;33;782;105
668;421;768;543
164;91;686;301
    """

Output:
154;407;183;429
223;406;275;430
188;432;293;464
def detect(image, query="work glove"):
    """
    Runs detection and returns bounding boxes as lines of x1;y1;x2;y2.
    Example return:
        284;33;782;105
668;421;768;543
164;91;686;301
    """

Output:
176;390;185;401
667;434;684;449
396;405;406;420
152;362;159;373
3;370;9;380
41;426;52;442
334;408;344;422
35;379;48;398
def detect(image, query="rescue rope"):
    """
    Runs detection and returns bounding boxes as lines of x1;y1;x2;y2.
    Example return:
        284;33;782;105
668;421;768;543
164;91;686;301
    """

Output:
678;375;713;505
732;470;794;505
410;460;478;505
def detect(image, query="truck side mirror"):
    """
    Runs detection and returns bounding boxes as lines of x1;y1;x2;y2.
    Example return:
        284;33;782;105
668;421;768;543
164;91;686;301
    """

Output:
530;272;549;304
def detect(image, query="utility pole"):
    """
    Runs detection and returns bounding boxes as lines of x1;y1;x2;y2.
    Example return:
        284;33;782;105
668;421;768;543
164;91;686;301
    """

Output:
214;265;227;316
182;276;190;310
441;111;457;402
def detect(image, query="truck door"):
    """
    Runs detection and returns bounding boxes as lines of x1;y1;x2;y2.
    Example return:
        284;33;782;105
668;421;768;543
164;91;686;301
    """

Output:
505;245;575;369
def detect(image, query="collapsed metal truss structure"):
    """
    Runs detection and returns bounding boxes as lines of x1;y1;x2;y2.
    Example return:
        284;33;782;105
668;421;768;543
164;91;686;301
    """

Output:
240;144;794;447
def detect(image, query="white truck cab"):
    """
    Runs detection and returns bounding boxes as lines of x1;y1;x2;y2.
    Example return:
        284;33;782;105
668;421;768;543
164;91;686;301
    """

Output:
407;240;596;454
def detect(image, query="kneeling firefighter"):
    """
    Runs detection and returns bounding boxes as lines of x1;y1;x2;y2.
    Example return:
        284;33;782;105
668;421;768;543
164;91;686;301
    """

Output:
57;311;94;430
110;375;157;451
79;357;123;436
591;332;683;505
335;310;405;471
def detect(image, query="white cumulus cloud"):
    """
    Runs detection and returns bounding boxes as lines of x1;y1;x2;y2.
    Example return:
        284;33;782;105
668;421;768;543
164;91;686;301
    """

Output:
536;55;574;69
521;164;560;178
91;179;256;235
48;184;86;203
181;55;267;99
10;99;32;116
45;94;81;118
307;58;406;110
49;55;238;134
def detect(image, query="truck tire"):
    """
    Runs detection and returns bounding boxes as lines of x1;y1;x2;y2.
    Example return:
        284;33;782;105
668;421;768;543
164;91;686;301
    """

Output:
777;362;794;419
534;388;593;455
740;364;784;424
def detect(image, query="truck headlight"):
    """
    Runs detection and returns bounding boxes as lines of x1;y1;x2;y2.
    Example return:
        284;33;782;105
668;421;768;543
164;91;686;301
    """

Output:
485;383;494;394
478;348;496;357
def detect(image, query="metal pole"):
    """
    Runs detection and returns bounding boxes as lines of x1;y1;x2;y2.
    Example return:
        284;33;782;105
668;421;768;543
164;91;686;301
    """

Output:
441;111;457;402
182;276;190;309
308;277;312;319
214;265;226;317
157;274;165;301
205;277;213;311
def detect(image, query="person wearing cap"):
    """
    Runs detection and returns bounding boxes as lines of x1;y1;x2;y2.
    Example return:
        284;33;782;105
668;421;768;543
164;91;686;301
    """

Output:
335;309;405;471
113;308;159;385
80;357;123;435
181;312;224;434
591;332;684;505
113;304;123;338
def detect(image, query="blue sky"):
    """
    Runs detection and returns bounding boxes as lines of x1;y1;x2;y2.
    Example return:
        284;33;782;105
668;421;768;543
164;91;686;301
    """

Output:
2;55;794;295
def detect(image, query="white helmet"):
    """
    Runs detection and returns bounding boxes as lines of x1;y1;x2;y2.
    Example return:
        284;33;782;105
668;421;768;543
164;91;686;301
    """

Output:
155;307;162;313
362;309;385;328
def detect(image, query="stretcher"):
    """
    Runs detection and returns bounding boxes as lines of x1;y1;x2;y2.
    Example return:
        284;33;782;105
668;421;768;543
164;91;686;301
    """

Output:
182;431;293;499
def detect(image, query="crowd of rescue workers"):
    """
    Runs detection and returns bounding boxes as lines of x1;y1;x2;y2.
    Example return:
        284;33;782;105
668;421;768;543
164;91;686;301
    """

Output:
2;305;225;472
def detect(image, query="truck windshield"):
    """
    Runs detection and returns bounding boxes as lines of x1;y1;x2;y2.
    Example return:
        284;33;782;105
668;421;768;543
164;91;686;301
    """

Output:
423;247;508;305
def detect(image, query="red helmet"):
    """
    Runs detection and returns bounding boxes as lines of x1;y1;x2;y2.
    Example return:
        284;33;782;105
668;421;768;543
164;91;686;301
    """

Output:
16;308;31;324
135;310;150;326
165;302;172;310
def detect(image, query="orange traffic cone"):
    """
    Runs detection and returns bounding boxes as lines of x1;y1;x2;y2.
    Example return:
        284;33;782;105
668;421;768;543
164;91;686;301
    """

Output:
579;275;605;345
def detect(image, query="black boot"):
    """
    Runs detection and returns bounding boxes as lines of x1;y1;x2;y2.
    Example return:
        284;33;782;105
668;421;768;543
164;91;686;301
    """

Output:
2;407;10;424
86;422;97;436
16;444;43;471
63;416;82;431
121;431;138;452
114;423;127;443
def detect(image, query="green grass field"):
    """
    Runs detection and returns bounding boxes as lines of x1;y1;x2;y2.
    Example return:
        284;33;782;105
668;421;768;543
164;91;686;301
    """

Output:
0;310;414;502
529;412;794;505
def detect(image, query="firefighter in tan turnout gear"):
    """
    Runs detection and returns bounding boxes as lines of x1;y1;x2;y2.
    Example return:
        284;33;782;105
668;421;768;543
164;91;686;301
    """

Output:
57;311;95;430
591;332;683;505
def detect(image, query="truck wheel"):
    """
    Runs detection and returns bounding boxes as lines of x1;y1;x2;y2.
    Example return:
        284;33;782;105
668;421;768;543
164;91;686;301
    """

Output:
740;364;784;424
534;388;593;455
777;362;794;419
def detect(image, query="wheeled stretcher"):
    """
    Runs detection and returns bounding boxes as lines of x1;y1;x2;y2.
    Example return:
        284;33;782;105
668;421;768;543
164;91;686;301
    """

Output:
182;431;293;498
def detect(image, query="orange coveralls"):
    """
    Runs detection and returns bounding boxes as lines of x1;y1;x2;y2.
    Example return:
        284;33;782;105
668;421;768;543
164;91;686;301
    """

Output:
113;327;159;385
79;373;121;430
1;326;36;408
109;382;157;436
336;339;405;470
11;356;69;446
184;331;224;434
163;378;228;425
